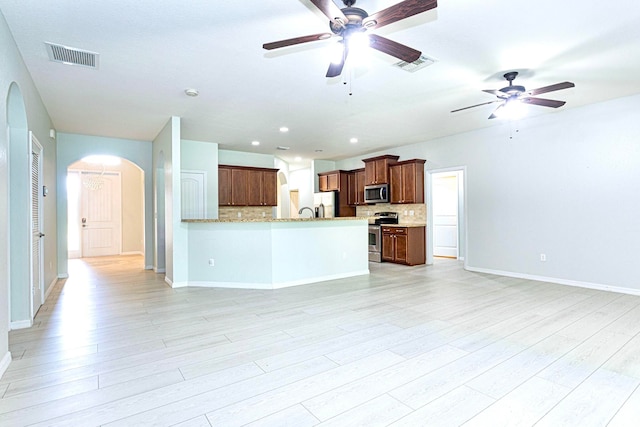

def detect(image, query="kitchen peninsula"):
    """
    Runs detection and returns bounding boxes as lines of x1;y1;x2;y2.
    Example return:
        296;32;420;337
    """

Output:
182;217;368;289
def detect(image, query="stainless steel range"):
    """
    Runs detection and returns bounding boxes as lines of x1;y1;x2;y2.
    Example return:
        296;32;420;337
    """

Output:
368;212;398;262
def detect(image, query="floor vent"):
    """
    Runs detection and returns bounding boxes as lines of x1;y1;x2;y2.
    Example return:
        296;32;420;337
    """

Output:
394;54;437;72
45;42;99;69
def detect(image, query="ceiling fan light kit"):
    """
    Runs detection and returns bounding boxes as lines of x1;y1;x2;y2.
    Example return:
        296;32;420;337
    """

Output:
263;0;438;78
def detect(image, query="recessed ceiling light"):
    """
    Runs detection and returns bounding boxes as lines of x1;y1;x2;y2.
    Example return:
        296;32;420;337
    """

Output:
251;140;260;146
294;156;302;162
350;137;358;144
279;126;289;133
184;88;199;97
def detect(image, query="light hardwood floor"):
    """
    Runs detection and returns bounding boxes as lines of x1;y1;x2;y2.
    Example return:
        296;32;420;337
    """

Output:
3;255;640;426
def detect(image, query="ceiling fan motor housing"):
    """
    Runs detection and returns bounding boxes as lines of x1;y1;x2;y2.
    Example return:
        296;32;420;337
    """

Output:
330;7;368;35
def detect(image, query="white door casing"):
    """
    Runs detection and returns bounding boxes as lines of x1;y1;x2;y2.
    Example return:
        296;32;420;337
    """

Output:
433;172;460;258
30;132;44;318
81;171;122;257
180;171;206;220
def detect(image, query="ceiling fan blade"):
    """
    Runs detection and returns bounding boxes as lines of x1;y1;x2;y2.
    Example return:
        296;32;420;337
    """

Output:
326;44;349;78
451;99;501;113
527;81;575;96
521;97;566;108
263;33;333;50
487;102;508;119
310;0;347;26
364;0;438;30
368;34;421;63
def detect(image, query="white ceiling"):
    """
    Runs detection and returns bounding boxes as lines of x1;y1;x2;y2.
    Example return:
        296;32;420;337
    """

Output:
1;0;640;165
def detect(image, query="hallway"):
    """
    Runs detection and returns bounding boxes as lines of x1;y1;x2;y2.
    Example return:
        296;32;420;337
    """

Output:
2;256;640;426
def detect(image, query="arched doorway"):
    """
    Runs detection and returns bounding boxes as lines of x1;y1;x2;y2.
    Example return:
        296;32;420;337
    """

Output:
66;155;145;259
7;82;32;327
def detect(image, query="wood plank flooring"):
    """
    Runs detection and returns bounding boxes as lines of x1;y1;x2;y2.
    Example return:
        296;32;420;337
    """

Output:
3;255;640;426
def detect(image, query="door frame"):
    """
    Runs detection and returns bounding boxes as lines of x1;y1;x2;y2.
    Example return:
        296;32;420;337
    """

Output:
426;166;467;266
29;131;44;319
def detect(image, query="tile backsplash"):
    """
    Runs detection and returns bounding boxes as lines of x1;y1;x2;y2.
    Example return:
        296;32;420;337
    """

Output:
218;206;275;220
355;203;426;225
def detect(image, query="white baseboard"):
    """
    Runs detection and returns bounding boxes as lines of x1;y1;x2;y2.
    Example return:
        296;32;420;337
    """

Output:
154;267;166;273
164;276;173;287
10;319;32;330
187;269;370;290
120;251;144;256
465;265;640;297
171;281;189;288
0;351;11;379
44;277;57;302
58;273;69;279
145;265;154;270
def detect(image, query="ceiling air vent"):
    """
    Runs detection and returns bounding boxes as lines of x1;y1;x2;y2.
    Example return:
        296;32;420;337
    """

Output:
45;42;99;69
394;54;437;72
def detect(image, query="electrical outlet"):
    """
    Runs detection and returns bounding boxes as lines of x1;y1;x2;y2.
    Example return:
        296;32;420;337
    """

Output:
208;258;215;266
540;254;546;262
404;210;408;216
409;210;415;216
237;212;242;218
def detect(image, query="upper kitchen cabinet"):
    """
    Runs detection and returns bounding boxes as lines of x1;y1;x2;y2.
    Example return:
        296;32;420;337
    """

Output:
219;165;278;206
363;155;399;185
218;165;233;206
248;169;277;206
318;170;347;192
389;159;426;204
347;168;366;206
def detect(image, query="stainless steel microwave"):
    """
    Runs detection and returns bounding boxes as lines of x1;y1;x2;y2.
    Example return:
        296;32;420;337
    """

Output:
364;183;389;204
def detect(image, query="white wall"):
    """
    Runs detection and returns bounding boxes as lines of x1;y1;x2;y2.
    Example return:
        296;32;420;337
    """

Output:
337;93;640;292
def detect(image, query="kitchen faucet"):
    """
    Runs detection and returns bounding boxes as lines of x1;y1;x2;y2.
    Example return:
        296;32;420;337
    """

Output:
298;207;315;218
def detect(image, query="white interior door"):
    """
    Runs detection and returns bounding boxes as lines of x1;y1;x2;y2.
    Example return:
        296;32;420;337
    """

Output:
181;171;206;219
433;172;459;258
30;132;43;317
81;171;122;257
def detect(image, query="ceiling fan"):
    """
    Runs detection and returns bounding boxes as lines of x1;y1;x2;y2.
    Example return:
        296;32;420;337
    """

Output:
262;0;438;77
451;72;576;119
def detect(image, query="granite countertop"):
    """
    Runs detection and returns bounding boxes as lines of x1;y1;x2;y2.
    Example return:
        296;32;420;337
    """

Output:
183;217;365;223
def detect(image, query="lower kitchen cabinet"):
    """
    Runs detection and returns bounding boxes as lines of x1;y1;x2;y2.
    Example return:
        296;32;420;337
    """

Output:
381;225;425;265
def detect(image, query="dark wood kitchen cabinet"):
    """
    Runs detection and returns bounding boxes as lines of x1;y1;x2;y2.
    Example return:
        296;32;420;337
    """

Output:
382;225;425;265
219;165;277;206
218;165;232;206
318;170;341;192
389;159;425;204
347;168;366;206
363;155;399;185
248;169;277;206
317;170;355;217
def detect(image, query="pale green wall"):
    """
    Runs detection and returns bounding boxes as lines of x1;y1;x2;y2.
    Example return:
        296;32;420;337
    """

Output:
181;139;219;219
1;10;56;360
218;149;275;168
153;117;188;286
57;133;153;274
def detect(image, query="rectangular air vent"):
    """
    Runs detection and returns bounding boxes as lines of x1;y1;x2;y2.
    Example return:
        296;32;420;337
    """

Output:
45;42;99;69
394;54;437;72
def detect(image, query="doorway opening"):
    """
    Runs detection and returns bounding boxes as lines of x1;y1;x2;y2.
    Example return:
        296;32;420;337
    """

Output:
427;168;466;265
67;155;144;260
